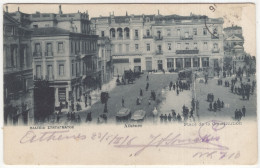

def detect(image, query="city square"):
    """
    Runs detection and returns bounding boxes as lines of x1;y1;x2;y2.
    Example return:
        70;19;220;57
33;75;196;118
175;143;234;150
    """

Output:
3;4;256;126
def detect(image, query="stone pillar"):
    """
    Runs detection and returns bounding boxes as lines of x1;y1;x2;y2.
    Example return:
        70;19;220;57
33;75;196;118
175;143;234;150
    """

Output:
173;58;176;70
200;57;202;68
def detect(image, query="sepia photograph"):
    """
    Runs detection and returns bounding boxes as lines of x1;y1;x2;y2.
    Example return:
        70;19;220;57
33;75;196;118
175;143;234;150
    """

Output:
2;2;258;165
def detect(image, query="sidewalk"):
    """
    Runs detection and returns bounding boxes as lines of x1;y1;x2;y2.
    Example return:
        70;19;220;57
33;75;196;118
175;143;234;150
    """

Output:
61;77;117;114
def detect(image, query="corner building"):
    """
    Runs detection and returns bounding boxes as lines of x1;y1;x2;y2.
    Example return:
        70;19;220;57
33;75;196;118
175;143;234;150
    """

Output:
91;13;224;76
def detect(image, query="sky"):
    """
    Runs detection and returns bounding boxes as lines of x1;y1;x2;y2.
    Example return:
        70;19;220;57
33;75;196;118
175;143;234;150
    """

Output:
4;3;256;55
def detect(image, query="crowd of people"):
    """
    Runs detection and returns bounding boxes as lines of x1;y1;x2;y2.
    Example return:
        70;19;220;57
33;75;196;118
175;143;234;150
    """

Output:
159;110;183;123
234;106;246;121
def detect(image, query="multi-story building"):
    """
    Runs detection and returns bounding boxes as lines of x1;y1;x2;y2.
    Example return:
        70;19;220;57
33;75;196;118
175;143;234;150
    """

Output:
7;5;102;122
3;11;33;125
91;12;224;76
223;25;245;73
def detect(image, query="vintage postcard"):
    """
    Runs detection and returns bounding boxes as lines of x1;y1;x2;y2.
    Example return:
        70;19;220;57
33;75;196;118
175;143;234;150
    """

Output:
2;3;257;165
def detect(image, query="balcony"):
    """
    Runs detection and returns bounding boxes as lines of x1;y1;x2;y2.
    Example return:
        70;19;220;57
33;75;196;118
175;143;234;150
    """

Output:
212;49;220;53
180;35;193;40
143;35;153;39
45;51;54;56
211;34;219;39
33;52;42;57
176;49;199;54
154;36;163;41
45;75;54;81
156;51;163;55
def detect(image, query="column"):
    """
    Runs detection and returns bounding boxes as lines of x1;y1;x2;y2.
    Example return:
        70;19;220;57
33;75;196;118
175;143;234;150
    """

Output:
199;57;202;68
24;47;27;68
191;57;193;68
173;58;176;70
182;58;185;69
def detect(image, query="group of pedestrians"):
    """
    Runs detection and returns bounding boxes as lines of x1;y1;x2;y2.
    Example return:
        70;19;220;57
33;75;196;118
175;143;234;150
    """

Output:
159;110;182;123
234;106;246;121
66;112;81;123
208;98;225;112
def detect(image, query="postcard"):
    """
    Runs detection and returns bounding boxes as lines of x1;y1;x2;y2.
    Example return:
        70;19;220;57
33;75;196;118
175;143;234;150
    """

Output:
2;3;257;165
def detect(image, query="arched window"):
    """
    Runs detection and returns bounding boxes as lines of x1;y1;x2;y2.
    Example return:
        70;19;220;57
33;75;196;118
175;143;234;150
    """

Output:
124;27;130;39
117;28;123;38
110;28;115;38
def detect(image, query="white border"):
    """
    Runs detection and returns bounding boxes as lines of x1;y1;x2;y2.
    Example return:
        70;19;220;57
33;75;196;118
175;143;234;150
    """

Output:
0;0;258;168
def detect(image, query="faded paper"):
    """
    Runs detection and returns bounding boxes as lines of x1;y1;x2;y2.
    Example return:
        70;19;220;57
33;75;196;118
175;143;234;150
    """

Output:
3;3;257;165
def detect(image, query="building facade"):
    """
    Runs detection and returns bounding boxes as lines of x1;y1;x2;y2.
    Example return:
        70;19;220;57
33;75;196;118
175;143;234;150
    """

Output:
6;6;103;122
91;13;224;76
3;12;34;125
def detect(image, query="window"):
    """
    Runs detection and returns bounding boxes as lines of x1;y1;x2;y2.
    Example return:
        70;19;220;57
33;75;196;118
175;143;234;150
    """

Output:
202;57;209;67
193;58;200;67
167;29;171;36
58;42;64;53
193;28;197;35
158;45;162;52
72;63;74;76
135;30;139;38
46;43;52;56
194;42;198;49
167;58;174;68
146;30;150;36
125;44;130;52
185;32;189;38
101;31;105;37
33;25;38;28
203;28;207;35
71;41;73;53
11;26;16;35
135;44;139;51
36;65;41;79
177;43;181;49
118;44;122;53
59;64;65;76
203;42;208;50
101;49;104;57
157;31;161;38
185;43;189;50
213;27;218;35
213;43;218;49
168;43;172;50
177;29;180;36
147;44;150;51
35;43;41;53
47;65;53;79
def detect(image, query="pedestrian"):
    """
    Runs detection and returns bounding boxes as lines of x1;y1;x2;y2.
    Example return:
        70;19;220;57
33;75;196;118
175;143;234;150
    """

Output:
242;106;246;117
209;102;212;111
140;88;143;97
85;94;88;107
168;114;172;122
136;97;140;105
164;114;167;122
171;110;176;120
148;99;151;105
146;75;149;81
160;114;163;123
77;114;81;123
146;82;149;91
177;113;182;123
89;95;92;106
122;96;125;107
221;101;224;108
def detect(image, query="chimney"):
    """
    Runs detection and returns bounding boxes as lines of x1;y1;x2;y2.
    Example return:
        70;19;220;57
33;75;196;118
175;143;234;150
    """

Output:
59;5;62;14
6;6;8;13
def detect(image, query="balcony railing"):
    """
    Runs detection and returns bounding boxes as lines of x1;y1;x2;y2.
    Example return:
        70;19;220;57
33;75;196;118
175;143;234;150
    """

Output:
45;51;54;56
176;49;199;54
211;34;219;39
212;49;220;53
143;35;153;39
45;75;54;81
156;51;163;55
33;52;42;57
180;35;193;40
154;36;163;41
